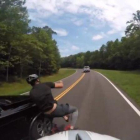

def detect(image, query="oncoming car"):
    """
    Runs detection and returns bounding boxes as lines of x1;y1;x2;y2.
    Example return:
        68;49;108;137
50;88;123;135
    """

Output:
83;66;90;72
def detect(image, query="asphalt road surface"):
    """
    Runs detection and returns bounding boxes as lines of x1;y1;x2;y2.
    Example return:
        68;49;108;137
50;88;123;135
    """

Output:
52;69;140;140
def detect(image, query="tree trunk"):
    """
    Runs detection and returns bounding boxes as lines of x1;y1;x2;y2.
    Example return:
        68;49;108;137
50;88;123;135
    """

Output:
20;58;23;78
6;44;12;82
39;60;41;76
6;63;9;82
20;66;23;78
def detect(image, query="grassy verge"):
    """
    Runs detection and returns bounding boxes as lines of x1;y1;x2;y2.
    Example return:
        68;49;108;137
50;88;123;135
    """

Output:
94;69;140;106
0;69;75;95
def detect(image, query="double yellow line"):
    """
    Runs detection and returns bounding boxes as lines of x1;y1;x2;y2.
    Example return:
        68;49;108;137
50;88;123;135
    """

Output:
55;73;85;101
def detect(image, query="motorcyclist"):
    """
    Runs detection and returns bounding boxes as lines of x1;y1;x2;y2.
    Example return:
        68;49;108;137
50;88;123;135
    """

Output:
26;74;78;130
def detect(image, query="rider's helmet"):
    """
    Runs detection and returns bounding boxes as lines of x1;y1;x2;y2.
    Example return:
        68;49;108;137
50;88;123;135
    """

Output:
26;74;39;86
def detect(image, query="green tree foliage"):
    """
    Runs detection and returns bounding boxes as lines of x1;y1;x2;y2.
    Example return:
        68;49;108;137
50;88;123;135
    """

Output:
61;11;140;70
0;0;60;82
0;0;30;81
125;10;140;36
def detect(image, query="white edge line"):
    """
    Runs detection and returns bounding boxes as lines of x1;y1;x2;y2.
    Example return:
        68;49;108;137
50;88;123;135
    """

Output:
20;69;77;95
95;71;140;117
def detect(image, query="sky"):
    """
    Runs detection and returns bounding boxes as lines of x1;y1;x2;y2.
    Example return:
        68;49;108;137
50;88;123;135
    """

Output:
25;0;140;57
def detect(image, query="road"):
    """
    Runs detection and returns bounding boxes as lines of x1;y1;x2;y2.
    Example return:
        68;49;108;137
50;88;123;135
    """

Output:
52;69;140;140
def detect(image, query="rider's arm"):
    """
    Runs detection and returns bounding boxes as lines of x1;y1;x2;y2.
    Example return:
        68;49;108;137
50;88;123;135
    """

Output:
45;81;63;88
54;81;63;88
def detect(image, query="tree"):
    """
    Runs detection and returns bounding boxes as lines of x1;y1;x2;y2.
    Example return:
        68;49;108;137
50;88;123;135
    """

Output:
125;10;140;36
0;1;61;82
0;0;30;81
84;51;91;66
31;27;60;75
76;55;84;68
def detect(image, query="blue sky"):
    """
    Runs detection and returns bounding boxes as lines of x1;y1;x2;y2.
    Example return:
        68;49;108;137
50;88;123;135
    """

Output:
25;0;139;57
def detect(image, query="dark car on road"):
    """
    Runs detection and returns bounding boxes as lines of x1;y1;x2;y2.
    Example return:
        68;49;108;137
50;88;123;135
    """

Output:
0;95;52;140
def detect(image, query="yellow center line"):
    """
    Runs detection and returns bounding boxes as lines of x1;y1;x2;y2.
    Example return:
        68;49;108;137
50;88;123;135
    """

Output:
55;73;85;101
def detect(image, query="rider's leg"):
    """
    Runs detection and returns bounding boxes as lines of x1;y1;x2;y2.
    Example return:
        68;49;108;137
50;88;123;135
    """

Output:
48;104;78;129
65;105;78;129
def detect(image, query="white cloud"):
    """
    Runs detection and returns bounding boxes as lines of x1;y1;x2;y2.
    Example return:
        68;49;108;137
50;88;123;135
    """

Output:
71;45;80;50
92;32;105;40
60;49;69;53
53;29;68;36
26;0;139;32
74;20;83;26
66;4;79;14
92;35;103;40
59;45;80;56
72;18;83;26
107;29;117;35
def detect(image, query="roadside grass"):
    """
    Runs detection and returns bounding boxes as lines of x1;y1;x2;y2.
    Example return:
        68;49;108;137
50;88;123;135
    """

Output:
94;69;140;106
0;69;76;95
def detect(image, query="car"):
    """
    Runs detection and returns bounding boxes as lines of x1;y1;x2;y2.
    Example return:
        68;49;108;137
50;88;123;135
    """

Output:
0;95;52;140
83;66;90;72
38;130;119;140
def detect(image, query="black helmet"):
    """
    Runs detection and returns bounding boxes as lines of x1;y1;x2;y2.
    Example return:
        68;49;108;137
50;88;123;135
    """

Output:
26;74;39;85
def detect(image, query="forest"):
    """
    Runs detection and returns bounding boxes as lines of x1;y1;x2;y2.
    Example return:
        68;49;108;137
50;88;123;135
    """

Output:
61;11;140;70
0;0;60;82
